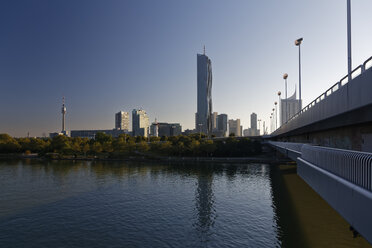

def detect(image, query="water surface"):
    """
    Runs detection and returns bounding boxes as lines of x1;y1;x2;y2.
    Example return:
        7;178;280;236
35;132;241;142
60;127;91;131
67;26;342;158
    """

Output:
0;159;370;247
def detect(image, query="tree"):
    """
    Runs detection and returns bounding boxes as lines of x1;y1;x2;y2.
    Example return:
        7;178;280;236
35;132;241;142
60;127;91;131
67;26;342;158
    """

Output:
0;134;20;153
136;141;149;153
91;142;103;155
189;140;200;156
95;132;112;144
82;143;90;157
50;135;72;154
102;141;114;153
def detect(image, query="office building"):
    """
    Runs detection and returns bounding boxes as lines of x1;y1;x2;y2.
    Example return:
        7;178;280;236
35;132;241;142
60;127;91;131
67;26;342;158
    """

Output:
151;122;182;137
211;112;218;130
70;129;129;139
195;51;213;135
280;90;300;125
251;113;257;131
132;109;150;137
228;119;241;137
247;113;259;136
115;111;129;131
217;114;228;137
150;119;159;137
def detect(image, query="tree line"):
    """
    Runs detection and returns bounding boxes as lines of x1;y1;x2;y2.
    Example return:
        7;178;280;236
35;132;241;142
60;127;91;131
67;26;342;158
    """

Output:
0;133;261;158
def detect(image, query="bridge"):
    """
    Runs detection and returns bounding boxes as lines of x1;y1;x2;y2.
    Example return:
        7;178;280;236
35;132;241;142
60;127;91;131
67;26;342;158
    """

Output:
271;56;372;152
268;56;372;244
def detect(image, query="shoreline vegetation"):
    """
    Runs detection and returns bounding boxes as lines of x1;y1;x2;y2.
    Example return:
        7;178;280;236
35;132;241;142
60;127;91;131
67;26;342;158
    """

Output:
0;133;282;163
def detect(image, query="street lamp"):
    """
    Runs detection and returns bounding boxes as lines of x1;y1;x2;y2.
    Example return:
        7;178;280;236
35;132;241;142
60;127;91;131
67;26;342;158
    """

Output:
277;91;281;127
283;73;288;123
347;0;352;83
270;116;272;133
295;37;303;109
274;102;278;130
258;119;261;135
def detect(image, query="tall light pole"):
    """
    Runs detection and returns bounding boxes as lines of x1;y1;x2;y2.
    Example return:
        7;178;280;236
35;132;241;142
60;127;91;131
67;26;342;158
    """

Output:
347;0;352;82
274;102;278;130
258;119;261;135
295;38;303;109
277;91;281;127
270;116;273;133
283;73;288;123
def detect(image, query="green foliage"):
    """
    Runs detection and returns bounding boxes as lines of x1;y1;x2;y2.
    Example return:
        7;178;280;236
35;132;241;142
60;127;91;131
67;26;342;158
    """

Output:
0;134;21;153
95;132;112;144
0;133;262;158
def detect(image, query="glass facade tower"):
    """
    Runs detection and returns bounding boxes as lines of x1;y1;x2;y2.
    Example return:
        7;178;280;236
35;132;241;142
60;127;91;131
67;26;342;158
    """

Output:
196;53;213;135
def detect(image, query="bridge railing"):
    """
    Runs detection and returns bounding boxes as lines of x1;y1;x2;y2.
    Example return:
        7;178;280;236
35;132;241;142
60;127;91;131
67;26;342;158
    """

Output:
302;145;372;192
272;55;372;136
268;141;303;153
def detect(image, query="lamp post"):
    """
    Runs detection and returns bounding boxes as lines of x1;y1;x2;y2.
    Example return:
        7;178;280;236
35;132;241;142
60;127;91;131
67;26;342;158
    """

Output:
258;119;261;135
277;91;281;127
347;0;352;83
295;38;303;109
283;73;288;123
270;116;272;133
274;102;278;130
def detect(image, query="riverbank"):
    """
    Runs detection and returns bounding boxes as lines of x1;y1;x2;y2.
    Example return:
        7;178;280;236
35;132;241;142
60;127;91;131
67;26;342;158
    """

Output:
0;151;290;164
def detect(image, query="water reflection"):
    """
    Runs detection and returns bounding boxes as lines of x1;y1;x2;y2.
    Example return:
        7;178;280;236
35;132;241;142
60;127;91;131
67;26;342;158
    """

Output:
194;167;216;243
0;159;370;247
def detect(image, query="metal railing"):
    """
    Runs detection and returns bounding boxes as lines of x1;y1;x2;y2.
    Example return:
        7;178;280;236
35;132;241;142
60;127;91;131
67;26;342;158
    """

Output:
269;141;303;153
302;145;372;192
273;56;372;135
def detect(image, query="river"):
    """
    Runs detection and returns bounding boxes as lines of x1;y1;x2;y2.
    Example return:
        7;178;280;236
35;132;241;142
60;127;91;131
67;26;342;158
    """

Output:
0;159;370;247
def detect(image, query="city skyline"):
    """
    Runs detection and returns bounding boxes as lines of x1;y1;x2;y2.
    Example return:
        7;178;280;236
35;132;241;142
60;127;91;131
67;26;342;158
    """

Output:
1;0;372;137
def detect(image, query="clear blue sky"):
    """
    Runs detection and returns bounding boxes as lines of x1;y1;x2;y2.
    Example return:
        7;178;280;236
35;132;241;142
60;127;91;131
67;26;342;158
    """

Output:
1;0;372;137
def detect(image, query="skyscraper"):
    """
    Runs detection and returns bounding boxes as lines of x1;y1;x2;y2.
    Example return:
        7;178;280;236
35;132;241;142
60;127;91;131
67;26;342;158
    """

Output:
250;113;257;131
115;111;129;131
229;119;241;137
132;109;150;137
217;114;228;137
196;51;212;135
211;112;218;130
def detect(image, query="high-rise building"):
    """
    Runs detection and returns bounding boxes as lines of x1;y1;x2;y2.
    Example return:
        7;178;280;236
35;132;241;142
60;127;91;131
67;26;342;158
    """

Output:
195;51;212;135
217;114;228;137
132;109;150;137
211;112;218;130
250;113;257;131
228;119;241;137
280;90;300;125
151;122;182;137
150;119;159;137
115;111;129;131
